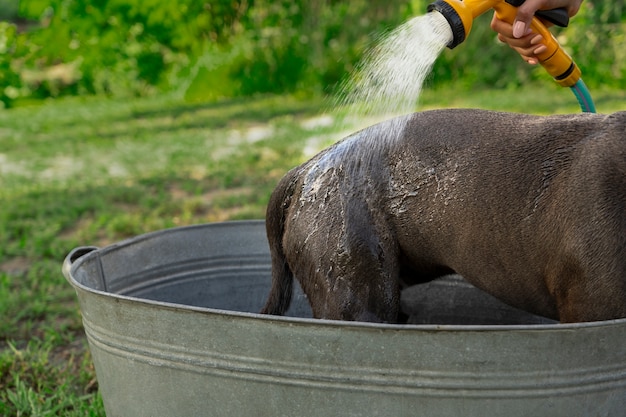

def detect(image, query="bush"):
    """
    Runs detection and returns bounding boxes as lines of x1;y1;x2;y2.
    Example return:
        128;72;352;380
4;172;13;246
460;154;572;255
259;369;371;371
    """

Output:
213;1;411;97
2;0;625;105
4;0;251;101
566;1;626;89
0;22;23;108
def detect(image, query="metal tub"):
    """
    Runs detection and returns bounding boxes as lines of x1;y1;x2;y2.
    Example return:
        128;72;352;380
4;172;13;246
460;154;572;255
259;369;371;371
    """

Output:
63;220;626;416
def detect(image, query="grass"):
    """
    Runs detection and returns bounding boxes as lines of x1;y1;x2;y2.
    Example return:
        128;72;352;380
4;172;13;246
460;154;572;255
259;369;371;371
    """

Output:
0;84;623;415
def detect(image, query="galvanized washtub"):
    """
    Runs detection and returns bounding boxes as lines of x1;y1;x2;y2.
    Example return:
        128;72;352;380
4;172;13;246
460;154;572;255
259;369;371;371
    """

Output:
63;220;626;417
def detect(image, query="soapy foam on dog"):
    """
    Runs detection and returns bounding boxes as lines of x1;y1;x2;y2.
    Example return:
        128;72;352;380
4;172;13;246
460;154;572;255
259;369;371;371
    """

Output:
333;12;453;139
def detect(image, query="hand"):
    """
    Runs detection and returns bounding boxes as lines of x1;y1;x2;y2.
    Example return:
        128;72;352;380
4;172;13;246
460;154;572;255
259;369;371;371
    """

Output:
490;0;583;65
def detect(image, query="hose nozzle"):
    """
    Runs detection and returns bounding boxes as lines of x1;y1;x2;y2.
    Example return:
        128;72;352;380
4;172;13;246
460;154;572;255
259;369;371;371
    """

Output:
427;0;495;49
427;0;581;87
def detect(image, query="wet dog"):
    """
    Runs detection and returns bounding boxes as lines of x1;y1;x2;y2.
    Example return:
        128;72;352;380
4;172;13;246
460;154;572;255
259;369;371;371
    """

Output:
261;109;626;323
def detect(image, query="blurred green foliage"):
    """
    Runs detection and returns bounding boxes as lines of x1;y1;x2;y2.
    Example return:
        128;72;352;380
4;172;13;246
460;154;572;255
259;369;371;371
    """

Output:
0;0;624;108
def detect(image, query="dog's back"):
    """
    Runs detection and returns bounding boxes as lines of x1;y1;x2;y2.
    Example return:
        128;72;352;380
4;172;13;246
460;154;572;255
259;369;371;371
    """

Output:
263;109;626;323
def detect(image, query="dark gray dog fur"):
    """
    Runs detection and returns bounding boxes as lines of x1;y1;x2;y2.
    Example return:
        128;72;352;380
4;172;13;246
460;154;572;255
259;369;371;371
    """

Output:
261;109;626;323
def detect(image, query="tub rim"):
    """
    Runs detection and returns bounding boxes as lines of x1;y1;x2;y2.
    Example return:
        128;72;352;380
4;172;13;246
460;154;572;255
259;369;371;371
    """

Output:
63;219;626;333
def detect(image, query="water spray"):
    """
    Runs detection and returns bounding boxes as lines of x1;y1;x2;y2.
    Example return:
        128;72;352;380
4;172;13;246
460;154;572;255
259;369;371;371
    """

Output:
427;0;596;113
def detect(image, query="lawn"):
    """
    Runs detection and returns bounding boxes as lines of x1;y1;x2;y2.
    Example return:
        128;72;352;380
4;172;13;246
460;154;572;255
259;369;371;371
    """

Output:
0;85;623;415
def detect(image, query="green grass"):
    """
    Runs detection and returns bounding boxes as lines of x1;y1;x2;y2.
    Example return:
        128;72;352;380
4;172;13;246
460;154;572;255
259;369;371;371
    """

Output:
0;85;623;415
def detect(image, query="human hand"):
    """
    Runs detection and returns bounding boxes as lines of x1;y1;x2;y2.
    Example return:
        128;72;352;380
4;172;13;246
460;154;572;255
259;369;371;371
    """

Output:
490;0;583;65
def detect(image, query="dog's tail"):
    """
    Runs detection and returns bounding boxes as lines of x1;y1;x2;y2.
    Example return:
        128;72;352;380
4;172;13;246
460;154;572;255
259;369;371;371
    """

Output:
260;168;300;316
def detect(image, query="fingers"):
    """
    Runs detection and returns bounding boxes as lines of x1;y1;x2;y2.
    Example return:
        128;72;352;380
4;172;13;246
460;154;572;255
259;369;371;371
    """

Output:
529;34;547;56
514;0;583;37
490;13;524;38
491;0;582;38
490;13;547;65
513;0;544;38
490;0;583;65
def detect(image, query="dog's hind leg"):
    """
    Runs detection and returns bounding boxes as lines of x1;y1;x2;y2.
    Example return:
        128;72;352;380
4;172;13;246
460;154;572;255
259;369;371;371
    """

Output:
287;203;402;323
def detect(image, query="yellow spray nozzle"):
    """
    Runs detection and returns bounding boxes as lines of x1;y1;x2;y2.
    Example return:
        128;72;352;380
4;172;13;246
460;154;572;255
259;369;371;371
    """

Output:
427;0;515;48
427;0;494;48
427;0;581;87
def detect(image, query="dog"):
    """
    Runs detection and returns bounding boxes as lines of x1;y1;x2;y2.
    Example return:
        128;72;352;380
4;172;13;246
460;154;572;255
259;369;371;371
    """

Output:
261;109;626;323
